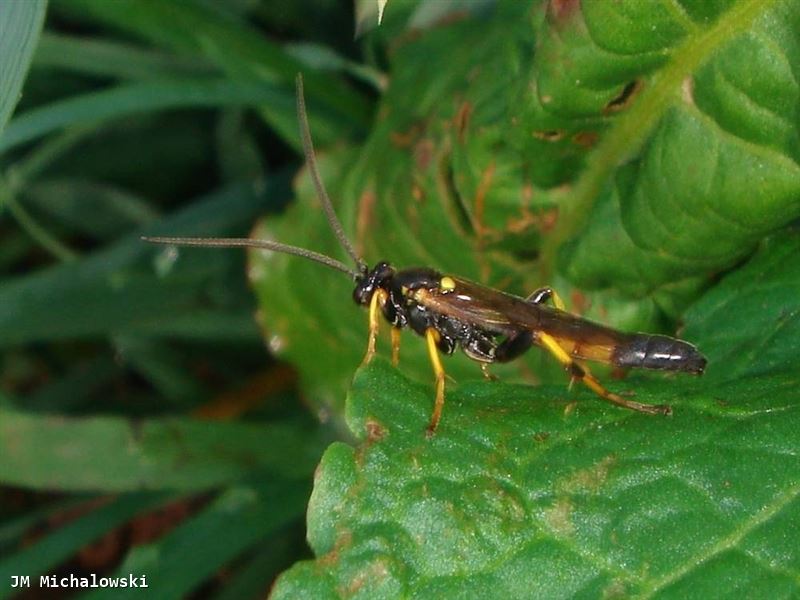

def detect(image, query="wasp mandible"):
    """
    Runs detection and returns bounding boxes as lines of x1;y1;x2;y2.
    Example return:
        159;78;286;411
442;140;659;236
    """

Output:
145;75;707;435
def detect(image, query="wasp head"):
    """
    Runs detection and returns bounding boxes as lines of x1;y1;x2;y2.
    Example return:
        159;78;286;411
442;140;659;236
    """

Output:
353;261;394;305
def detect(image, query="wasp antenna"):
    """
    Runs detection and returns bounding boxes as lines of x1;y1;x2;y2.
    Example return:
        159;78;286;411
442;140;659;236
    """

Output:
295;74;367;274
141;236;360;278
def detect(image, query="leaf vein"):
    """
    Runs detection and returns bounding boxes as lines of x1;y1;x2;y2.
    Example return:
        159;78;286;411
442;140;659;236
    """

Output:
640;481;800;597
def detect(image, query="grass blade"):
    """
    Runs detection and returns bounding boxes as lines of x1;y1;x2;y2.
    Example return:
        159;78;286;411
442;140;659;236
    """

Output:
0;408;325;492
0;0;46;135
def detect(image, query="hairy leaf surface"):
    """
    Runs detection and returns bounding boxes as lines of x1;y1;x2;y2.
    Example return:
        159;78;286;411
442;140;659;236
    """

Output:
271;231;800;598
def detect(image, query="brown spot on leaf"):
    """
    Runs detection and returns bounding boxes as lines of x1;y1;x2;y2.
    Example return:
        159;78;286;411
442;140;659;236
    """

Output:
365;419;387;442
558;455;616;494
682;76;695;106
603;80;643;115
454;101;473;144
548;0;581;22
406;195;420;233
603;579;629;599
411;183;425;202
572;131;599;148
532;129;564;142
356;190;377;257
320;529;352;566
414;138;435;170
345;558;391;595
473;161;497;240
506;206;559;234
569;290;589;315
390;124;422;148
544;496;574;537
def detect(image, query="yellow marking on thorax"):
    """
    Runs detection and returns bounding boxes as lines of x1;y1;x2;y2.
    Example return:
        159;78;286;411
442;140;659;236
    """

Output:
440;276;456;292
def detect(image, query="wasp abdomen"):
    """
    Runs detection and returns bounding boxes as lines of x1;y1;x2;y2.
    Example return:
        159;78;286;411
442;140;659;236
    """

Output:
612;335;706;374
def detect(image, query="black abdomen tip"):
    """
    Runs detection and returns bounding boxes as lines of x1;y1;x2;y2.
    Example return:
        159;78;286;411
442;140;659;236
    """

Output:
613;335;706;374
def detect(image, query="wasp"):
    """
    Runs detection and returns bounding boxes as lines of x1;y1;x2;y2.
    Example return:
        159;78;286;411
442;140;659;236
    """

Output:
145;75;706;435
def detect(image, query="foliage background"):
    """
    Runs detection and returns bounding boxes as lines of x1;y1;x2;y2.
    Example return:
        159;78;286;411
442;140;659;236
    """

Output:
0;0;798;599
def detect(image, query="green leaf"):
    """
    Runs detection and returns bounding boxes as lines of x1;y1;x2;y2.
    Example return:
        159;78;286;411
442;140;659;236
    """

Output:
82;482;308;600
0;0;46;136
681;232;800;382
32;31;214;81
549;0;800;295
57;0;370;146
21;355;120;414
270;232;800;598
24;179;159;240
0;78;289;155
0;183;272;347
0;407;325;492
250;0;800;414
0;493;171;600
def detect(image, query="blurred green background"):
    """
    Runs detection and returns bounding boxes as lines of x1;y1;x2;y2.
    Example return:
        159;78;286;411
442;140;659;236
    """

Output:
1;0;799;598
0;1;376;597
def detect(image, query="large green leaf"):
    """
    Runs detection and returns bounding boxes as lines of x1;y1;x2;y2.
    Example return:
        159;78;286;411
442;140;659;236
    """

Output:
681;233;800;381
32;32;213;81
550;0;800;295
0;0;46;135
0;405;325;492
0;79;289;155
251;0;799;411
0;183;274;346
270;231;800;597
55;0;370;147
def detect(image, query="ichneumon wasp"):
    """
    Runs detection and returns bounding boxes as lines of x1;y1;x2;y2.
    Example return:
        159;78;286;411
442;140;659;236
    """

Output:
144;75;707;436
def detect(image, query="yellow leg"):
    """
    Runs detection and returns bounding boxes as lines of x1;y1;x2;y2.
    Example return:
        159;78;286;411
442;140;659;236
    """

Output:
391;327;401;367
425;328;447;436
537;331;671;416
550;290;566;311
361;289;388;367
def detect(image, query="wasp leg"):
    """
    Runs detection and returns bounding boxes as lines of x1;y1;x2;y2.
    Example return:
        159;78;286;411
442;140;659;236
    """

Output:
425;328;447;436
479;363;497;381
391;327;401;367
537;331;672;416
361;289;389;367
494;331;534;363
526;287;566;310
459;331;499;380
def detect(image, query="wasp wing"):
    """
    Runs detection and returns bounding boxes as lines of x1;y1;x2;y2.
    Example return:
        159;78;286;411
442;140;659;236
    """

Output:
417;277;633;365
